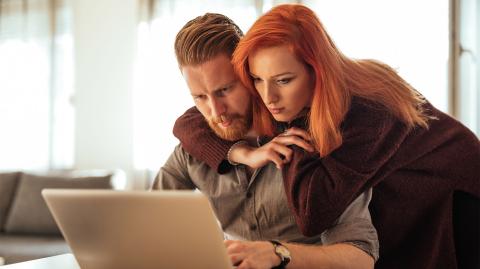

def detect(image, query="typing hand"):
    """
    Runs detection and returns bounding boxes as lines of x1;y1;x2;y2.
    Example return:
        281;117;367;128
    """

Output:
224;240;280;269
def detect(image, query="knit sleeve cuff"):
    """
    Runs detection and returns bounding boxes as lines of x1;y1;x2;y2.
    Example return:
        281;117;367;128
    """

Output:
198;134;235;174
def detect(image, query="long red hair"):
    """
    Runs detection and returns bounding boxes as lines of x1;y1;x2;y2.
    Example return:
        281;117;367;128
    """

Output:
232;4;430;157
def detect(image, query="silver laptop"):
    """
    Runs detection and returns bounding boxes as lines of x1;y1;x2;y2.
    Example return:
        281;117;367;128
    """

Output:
42;189;233;269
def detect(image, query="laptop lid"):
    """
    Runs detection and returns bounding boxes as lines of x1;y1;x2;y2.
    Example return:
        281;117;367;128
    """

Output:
42;189;233;269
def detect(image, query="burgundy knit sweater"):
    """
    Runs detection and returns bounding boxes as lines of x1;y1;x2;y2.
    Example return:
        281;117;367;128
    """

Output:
172;98;480;269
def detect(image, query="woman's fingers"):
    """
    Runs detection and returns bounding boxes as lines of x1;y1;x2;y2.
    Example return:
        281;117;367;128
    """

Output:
274;134;314;152
284;127;312;141
270;143;293;163
266;148;287;169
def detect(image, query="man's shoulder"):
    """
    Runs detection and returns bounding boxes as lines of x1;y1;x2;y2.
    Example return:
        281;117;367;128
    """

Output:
172;144;216;170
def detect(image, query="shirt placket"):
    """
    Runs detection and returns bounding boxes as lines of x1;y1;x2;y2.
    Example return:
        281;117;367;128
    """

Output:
236;165;262;239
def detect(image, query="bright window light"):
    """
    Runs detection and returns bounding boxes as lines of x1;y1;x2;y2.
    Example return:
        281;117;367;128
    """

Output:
305;0;449;111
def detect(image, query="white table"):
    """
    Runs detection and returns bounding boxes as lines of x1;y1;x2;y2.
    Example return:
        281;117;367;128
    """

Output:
0;254;79;269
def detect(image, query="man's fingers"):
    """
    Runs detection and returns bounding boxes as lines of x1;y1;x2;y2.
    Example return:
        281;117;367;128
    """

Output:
224;241;249;267
224;240;236;248
225;240;245;253
230;253;247;267
236;259;254;269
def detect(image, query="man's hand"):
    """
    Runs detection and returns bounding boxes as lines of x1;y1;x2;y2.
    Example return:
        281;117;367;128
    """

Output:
229;127;314;169
225;240;280;269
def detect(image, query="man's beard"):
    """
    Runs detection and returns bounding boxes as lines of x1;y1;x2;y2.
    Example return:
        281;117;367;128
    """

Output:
207;112;251;141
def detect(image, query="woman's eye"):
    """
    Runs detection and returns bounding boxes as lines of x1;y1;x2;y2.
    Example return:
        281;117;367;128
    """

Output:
277;78;292;84
252;77;262;84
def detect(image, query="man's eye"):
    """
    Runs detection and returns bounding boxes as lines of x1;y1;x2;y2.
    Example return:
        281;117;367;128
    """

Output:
193;95;206;101
215;87;231;97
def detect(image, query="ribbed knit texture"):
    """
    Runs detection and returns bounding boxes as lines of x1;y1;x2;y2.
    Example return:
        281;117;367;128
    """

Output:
172;107;234;173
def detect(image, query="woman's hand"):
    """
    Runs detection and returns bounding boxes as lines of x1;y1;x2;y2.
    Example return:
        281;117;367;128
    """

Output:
225;240;280;269
229;127;314;169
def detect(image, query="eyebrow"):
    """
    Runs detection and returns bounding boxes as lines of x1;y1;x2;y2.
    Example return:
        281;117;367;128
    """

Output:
214;81;235;92
190;80;237;96
250;72;295;78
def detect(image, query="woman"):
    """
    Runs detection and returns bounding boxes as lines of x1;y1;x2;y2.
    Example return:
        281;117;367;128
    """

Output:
172;4;480;269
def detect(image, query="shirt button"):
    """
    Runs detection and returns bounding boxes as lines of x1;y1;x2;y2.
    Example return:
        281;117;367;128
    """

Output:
250;224;257;231
246;192;252;198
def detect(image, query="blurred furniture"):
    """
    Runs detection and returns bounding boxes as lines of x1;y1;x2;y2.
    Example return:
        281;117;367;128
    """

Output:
0;254;79;269
0;170;126;265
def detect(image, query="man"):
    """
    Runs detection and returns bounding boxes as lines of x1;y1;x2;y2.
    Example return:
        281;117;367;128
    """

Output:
152;13;378;269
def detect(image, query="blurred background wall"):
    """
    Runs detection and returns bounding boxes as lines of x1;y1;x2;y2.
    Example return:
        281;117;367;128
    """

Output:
0;0;478;188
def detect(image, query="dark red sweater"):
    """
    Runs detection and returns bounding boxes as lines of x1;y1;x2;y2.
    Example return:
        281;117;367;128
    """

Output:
172;98;480;269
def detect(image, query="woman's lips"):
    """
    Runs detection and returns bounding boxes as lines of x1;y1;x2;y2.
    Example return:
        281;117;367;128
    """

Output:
269;107;284;114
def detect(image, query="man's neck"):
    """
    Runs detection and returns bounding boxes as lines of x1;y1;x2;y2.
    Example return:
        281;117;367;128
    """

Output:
243;129;258;145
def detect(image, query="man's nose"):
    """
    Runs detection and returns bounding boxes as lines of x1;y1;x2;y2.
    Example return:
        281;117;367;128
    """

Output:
210;97;226;118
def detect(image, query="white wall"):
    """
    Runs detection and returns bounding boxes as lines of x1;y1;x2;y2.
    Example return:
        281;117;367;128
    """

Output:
72;0;137;188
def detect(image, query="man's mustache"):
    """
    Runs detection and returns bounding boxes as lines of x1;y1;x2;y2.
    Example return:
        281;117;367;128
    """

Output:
210;114;243;124
211;115;229;124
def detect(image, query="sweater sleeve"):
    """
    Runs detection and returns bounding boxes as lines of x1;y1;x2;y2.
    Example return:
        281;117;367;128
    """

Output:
172;107;235;174
283;100;412;236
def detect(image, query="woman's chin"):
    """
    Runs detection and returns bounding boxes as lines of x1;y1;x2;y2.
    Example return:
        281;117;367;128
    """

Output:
272;114;293;123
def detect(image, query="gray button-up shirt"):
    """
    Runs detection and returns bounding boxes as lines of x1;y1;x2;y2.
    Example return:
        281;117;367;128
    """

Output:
152;145;379;260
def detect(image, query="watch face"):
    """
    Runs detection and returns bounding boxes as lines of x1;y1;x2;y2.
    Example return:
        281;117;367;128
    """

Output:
276;245;291;259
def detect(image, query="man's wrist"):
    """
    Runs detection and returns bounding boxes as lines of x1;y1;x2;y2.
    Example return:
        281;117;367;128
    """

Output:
270;240;291;269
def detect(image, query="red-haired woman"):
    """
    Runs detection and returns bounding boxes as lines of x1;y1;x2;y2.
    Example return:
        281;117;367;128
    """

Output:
172;4;480;269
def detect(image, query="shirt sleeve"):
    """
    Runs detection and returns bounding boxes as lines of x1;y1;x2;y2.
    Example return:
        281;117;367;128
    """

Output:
150;144;196;191
172;107;235;174
282;100;412;236
320;188;379;261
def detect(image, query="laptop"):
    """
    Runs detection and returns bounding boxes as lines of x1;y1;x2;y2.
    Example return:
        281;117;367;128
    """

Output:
42;189;233;269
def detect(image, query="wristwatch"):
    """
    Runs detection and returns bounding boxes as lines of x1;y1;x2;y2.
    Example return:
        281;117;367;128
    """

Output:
270;240;291;269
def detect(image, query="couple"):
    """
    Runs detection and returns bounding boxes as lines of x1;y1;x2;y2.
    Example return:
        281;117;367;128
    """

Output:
152;4;480;269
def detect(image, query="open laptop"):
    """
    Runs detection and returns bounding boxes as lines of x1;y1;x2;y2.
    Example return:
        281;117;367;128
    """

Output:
42;189;233;269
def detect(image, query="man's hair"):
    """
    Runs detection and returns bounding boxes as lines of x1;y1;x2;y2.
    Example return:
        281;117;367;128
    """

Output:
175;13;243;67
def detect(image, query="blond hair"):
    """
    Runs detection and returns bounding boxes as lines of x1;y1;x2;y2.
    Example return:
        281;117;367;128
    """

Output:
175;13;243;67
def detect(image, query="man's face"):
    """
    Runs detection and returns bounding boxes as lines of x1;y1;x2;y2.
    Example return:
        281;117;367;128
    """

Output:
182;54;252;141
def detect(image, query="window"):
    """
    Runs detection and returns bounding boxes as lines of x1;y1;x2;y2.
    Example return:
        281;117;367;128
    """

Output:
133;0;476;186
457;0;479;134
0;0;74;170
134;0;259;174
304;0;450;112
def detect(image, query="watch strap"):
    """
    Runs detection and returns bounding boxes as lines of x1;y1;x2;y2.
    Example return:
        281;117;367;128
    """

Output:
270;240;290;269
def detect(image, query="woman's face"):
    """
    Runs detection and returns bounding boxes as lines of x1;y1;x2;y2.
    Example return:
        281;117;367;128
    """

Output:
248;45;314;122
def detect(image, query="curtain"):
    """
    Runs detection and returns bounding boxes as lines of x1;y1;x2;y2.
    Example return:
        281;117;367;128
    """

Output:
458;0;479;135
0;0;74;170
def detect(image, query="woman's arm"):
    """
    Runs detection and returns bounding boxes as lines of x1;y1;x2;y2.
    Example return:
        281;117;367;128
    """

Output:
172;107;314;172
282;101;412;236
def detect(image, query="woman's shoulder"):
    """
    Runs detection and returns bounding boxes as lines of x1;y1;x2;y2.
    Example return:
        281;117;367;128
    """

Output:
342;97;400;131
